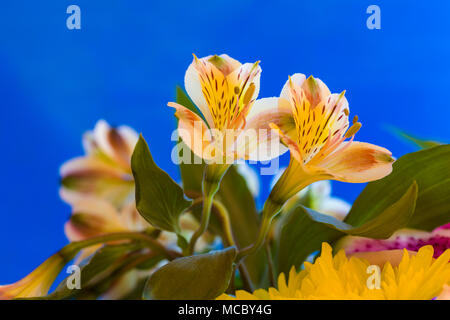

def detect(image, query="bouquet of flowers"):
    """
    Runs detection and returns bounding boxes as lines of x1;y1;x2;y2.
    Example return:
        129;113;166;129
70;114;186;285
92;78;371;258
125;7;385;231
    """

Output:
1;54;449;300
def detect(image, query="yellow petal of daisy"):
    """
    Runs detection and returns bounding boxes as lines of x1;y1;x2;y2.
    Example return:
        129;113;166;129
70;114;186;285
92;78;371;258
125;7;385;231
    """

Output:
220;243;450;300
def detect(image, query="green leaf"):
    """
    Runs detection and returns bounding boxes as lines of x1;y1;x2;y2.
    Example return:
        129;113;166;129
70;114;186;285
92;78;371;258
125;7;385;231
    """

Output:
143;247;237;300
345;145;450;231
388;126;442;149
132;135;192;233
46;244;141;300
214;166;266;286
276;182;418;275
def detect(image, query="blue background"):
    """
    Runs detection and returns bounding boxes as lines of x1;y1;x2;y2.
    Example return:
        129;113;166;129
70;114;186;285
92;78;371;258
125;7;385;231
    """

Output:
1;0;449;282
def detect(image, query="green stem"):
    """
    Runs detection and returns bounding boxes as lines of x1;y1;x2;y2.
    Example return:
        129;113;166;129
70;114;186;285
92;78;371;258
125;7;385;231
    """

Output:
187;193;214;255
235;210;274;262
187;164;228;255
236;157;322;263
265;242;276;287
211;200;235;247
60;232;182;262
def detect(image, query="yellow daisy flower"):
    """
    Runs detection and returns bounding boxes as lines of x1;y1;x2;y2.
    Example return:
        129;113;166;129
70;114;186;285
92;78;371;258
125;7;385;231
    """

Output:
220;243;450;300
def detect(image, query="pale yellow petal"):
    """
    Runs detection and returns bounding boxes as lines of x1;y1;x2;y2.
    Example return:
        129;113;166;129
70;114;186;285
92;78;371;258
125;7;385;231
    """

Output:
168;102;214;161
316;141;394;183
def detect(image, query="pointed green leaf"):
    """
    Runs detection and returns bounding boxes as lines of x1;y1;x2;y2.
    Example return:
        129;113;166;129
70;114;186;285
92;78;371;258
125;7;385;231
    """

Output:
276;182;418;275
143;247;237;300
345;145;450;230
132;135;192;232
389;126;442;149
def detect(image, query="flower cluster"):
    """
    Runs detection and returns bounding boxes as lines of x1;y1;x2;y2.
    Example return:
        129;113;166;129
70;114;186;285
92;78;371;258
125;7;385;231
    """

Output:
1;54;448;300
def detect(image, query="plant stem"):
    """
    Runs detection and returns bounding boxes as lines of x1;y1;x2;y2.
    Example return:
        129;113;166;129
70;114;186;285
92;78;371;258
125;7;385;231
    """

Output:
212;200;235;247
235;214;272;262
187;164;228;255
235;198;281;262
238;264;254;292
187;193;214;255
265;242;276;287
61;232;182;262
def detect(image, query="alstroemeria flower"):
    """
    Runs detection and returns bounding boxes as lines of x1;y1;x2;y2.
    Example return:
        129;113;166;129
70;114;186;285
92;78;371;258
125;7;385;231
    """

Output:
64;196;213;299
65;197;150;242
268;74;394;205
60;120;138;208
168;54;287;164
65;197;210;254
0;254;67;300
337;223;450;259
219;243;450;300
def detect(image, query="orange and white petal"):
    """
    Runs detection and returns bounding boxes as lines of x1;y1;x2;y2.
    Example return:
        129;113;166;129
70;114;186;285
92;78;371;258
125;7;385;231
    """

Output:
92;120;134;171
270;123;302;164
280;73;306;103
117;125;139;156
120;203;150;232
227;62;261;106
168;102;215;161
325;93;350;140
65;197;127;242
184;58;216;128
60;157;134;206
193;56;233;130
207;54;241;76
233;98;289;161
0;254;66;299
316;141;394;183
300;76;331;109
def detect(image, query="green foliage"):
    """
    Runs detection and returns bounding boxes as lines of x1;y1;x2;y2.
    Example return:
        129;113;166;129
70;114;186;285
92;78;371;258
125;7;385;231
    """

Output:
276;182;418;275
143;247;237;300
389;126;442;149
132;135;192;233
345;145;450;230
47;243;160;300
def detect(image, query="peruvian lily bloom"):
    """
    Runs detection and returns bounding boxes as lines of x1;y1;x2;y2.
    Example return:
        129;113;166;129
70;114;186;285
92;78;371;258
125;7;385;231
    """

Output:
169;54;287;255
65;197;211;254
64;196;213;299
266;74;394;213
60;120;138;208
0;253;68;299
168;54;286;169
337;223;450;259
237;75;395;261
